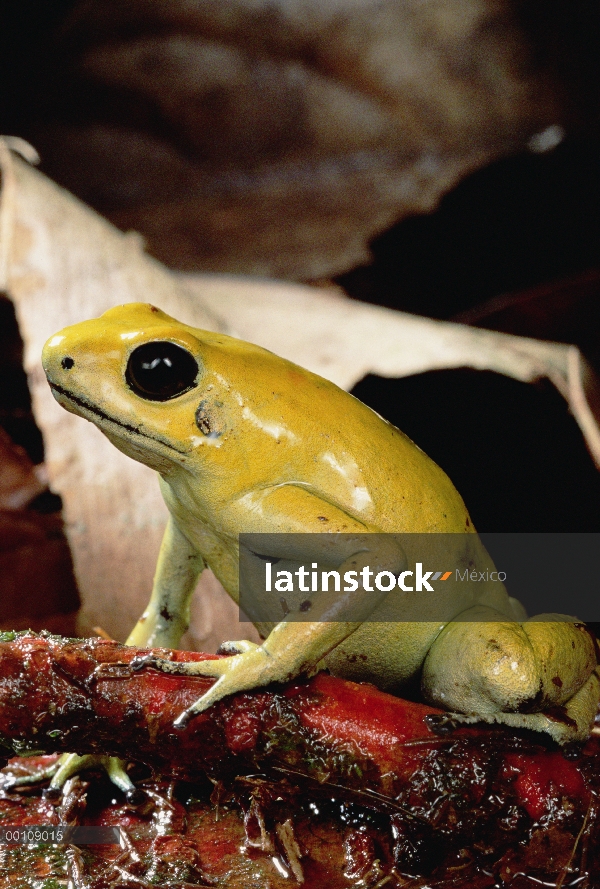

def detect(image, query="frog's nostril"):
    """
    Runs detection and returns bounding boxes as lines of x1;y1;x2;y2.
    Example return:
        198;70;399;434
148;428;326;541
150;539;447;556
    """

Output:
61;356;74;370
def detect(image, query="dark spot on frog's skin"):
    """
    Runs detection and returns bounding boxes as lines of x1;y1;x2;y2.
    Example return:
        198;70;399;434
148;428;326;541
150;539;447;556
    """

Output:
552;675;563;688
149;305;160;313
61;356;74;370
196;400;225;437
195;402;212;435
466;517;470;528
160;605;172;621
346;653;368;663
299;600;312;612
317;516;329;522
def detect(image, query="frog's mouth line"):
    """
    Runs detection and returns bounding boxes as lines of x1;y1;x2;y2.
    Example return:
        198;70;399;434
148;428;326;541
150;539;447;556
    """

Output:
48;381;187;455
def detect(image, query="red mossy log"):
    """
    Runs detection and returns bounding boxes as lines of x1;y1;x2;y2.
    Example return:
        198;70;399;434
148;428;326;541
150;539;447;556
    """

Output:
1;633;600;886
0;633;451;787
0;632;595;824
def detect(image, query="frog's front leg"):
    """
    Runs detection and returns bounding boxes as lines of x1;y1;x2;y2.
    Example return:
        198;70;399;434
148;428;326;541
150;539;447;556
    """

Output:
126;515;205;649
45;517;204;794
135;526;406;729
422;607;600;744
142;619;364;729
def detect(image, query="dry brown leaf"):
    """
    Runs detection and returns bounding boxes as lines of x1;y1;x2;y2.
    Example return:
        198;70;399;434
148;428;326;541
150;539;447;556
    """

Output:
27;0;560;279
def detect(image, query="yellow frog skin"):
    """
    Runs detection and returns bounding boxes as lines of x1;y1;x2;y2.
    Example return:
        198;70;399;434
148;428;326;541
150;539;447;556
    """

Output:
42;303;599;752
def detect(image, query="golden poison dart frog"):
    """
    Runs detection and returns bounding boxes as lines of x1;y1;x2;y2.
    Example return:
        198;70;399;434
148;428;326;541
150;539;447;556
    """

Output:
42;303;599;758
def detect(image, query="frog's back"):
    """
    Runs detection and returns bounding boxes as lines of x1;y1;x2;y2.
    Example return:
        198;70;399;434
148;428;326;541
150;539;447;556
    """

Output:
232;345;471;535
325;392;471;534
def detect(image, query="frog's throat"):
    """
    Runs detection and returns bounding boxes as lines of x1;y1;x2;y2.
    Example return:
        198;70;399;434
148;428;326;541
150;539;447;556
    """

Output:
48;382;188;456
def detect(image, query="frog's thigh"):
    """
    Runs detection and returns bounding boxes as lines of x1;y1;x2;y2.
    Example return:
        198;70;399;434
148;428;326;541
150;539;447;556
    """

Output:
421;609;598;717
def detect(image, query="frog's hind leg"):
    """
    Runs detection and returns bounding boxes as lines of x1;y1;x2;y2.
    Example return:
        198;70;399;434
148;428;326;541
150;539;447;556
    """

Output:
422;607;600;744
428;668;600;745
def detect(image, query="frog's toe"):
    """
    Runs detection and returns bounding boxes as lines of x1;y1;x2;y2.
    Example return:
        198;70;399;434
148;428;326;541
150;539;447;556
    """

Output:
103;756;137;794
217;639;260;655
173;685;222;729
173;648;287;728
1;753;135;796
130;652;230;678
173;674;244;729
176;657;232;678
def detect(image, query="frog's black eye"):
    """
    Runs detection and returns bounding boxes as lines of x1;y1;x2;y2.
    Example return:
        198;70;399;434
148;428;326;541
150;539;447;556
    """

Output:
126;341;199;401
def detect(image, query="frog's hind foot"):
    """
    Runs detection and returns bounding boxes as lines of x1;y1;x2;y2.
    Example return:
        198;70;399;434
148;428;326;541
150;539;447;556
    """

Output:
129;641;262;676
47;753;136;796
1;752;138;800
423;713;473;736
425;669;600;746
